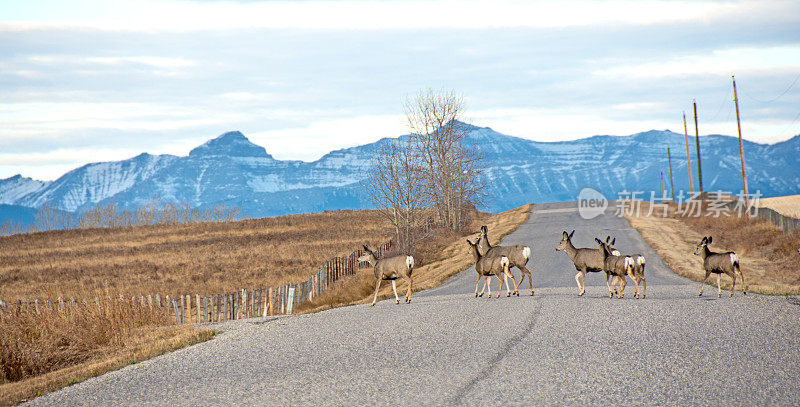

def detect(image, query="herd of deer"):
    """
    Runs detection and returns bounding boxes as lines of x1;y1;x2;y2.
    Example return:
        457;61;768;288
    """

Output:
358;226;746;306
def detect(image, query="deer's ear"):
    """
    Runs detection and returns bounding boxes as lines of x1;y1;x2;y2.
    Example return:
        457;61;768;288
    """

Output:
611;238;616;245
569;230;575;239
605;236;610;243
481;225;487;234
363;245;369;251
595;238;603;245
707;236;712;244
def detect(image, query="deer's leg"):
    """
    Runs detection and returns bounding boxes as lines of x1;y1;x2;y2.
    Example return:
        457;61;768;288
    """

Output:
505;269;518;297
513;270;523;295
371;279;382;306
503;273;510;297
478;275;487;297
641;276;646;299
727;270;736;297
391;280;400;304
699;271;711;296
405;277;412;303
521;266;534;296
716;273;722;298
574;272;583;296
475;274;481;297
605;272;613;297
487;276;492;298
496;274;504;298
736;263;746;295
618;275;626;299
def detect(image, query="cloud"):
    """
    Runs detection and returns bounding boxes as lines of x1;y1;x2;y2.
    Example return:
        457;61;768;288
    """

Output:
0;0;791;32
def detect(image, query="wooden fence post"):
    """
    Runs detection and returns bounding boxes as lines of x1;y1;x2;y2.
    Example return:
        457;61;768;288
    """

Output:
156;293;162;308
148;294;153;309
172;299;180;323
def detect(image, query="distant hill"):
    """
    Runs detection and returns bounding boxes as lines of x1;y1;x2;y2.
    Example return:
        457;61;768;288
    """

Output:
1;124;798;221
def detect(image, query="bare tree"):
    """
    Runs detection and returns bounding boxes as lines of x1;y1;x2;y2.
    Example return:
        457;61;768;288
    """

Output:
34;203;74;231
363;137;427;254
405;88;484;231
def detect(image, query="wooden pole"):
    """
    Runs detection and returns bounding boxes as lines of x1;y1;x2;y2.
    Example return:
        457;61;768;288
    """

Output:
683;112;694;197
667;147;675;202
732;75;750;212
693;100;704;199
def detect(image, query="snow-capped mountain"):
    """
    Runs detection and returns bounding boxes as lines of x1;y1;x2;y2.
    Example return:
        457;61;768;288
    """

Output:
1;125;798;221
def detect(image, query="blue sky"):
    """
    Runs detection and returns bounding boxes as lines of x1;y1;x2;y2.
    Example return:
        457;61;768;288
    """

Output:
1;0;799;180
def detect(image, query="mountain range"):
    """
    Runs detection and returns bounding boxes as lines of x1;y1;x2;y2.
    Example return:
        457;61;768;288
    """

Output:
2;123;798;225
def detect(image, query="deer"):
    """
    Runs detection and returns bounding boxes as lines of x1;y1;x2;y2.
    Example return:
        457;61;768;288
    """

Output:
357;245;414;306
466;236;516;298
555;230;607;296
598;239;635;299
474;225;533;296
603;237;646;299
693;236;746;297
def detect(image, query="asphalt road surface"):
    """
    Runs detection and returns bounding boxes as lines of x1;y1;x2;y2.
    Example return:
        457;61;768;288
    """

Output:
29;202;800;406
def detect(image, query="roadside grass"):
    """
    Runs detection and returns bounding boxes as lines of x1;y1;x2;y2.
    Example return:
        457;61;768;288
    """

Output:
625;202;800;295
297;204;533;312
0;300;214;406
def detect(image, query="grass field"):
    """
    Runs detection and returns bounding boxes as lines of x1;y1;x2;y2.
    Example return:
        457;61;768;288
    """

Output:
626;201;800;295
760;194;800;219
0;210;394;303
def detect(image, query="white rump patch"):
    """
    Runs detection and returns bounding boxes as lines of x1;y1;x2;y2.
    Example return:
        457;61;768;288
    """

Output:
730;253;738;264
522;246;531;261
637;256;646;265
612;250;621;256
406;256;414;269
501;256;509;267
624;257;634;270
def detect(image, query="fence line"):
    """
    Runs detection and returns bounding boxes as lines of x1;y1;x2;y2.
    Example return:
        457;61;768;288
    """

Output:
719;200;800;234
0;241;392;322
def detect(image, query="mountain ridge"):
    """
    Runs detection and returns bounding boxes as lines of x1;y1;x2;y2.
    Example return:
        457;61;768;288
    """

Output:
1;125;798;221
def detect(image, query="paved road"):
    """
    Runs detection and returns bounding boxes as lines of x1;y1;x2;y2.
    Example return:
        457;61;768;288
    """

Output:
29;203;800;406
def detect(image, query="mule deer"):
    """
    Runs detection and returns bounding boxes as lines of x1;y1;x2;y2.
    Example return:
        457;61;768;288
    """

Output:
604;237;646;299
555;230;606;296
475;225;533;296
599;239;634;299
466;237;516;298
693;236;746;297
358;245;414;306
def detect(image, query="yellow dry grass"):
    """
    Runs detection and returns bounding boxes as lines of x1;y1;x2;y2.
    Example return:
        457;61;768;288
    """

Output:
625;202;800;295
299;204;533;312
0;323;213;407
0;210;393;303
760;195;800;219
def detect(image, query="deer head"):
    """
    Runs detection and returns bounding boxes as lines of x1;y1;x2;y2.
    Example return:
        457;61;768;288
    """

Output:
604;236;620;256
358;245;378;266
555;230;575;252
693;236;712;255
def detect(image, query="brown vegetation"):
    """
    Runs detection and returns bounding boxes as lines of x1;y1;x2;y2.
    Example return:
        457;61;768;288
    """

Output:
760;194;800;219
0;210;393;303
0;299;213;406
625;202;800;294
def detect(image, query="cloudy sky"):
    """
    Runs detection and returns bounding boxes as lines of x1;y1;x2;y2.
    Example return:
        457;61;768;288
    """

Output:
2;0;799;181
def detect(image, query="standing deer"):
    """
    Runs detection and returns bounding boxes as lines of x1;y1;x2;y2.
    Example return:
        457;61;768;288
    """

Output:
475;225;533;296
555;230;606;296
603;237;646;299
466;237;516;298
599;239;634;299
693;236;746;297
358;245;414;306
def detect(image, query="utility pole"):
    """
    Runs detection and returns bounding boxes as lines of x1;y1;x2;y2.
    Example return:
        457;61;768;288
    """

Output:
667;147;675;202
683;112;694;197
732;75;750;212
693;100;704;199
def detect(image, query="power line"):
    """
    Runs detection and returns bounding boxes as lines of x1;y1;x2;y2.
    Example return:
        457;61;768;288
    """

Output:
743;72;800;103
